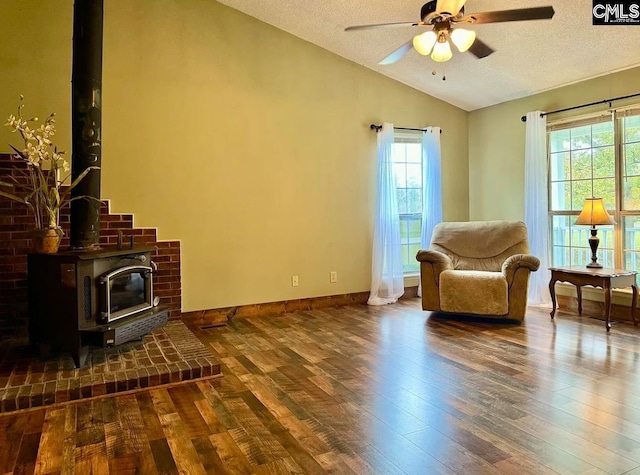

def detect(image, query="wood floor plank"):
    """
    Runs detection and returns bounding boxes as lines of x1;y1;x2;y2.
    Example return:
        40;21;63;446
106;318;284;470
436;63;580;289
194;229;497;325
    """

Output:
561;398;640;442
159;412;207;475
452;416;561;475
135;391;165;441
107;454;143;475
520;397;640;461
251;456;306;474
22;410;45;435
60;405;77;474
493;454;564;475
12;432;41;475
471;413;608;474
405;426;502;474
0;414;26;473
278;415;332;457
76;400;105;448
195;380;242;431
192;436;227;474
241;378;295;421
513;414;638;473
74;442;110;475
312;451;358;474
33;407;66;474
167;385;211;439
149;389;178;418
555;385;640;424
117;395;152;455
134;448;160;475
149;439;179;475
193;398;226;435
208;432;254;475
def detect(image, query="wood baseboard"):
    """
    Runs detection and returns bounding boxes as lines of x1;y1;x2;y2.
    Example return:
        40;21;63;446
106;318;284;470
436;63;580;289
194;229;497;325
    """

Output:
556;295;638;323
181;286;419;328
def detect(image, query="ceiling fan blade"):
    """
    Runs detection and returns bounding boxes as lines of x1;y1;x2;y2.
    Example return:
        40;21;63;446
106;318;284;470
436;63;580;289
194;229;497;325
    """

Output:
468;37;494;59
465;6;554;24
435;0;467;16
345;21;422;32
378;40;414;65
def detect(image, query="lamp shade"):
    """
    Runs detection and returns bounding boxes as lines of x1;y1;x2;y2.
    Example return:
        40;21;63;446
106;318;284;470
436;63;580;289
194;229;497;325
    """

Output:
450;28;476;52
574;197;616;226
431;38;452;62
413;31;437;55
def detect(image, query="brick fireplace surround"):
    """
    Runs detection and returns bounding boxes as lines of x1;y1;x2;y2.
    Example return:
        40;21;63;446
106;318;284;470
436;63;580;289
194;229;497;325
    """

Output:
0;154;228;413
0;153;182;341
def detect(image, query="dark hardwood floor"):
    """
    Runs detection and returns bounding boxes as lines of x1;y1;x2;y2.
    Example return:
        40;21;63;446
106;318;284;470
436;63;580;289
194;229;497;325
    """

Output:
2;298;640;474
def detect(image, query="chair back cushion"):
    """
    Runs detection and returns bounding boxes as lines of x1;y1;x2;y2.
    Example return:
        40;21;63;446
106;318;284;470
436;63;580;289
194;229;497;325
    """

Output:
430;220;530;271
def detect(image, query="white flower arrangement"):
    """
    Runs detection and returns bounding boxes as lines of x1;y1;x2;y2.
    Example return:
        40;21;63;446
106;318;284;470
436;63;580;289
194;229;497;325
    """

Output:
1;96;97;230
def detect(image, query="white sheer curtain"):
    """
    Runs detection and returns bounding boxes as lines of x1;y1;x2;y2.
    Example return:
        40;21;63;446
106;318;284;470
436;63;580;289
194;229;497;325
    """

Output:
418;127;443;297
420;127;443;251
368;123;404;305
524;111;551;306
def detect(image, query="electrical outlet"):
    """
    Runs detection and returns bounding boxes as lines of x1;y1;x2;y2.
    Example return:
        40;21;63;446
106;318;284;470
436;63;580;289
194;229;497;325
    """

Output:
292;275;299;287
330;271;337;283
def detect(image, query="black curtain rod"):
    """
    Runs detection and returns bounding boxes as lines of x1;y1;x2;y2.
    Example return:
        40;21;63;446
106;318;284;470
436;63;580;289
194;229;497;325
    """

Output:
370;124;442;133
520;92;640;122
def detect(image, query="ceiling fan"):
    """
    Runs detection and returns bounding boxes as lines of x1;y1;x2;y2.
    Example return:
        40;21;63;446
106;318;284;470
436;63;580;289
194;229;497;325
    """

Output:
345;0;554;63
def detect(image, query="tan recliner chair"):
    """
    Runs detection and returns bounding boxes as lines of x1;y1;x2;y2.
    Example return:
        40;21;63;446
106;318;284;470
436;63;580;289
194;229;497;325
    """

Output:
416;220;540;321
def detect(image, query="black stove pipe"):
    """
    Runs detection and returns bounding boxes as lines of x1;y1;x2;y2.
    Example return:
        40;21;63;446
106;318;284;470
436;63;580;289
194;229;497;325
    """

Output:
70;0;103;250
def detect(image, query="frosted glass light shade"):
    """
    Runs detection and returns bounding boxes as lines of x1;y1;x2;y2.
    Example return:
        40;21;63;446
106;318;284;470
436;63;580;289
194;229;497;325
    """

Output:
450;28;476;52
431;39;452;62
413;31;437;55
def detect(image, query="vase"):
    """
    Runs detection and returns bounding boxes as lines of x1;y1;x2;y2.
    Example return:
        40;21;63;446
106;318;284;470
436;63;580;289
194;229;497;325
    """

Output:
30;227;63;254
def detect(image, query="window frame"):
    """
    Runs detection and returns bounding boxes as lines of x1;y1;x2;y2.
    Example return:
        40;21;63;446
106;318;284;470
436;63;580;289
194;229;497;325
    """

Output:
547;106;640;270
392;131;424;275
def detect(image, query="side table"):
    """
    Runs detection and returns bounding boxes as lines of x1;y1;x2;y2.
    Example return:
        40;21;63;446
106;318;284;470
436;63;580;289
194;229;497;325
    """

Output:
549;266;638;331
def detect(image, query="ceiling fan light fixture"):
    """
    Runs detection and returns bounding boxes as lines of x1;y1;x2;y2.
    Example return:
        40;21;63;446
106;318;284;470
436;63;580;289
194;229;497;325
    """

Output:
413;30;438;55
450;28;476;52
431;33;452;62
347;2;555;65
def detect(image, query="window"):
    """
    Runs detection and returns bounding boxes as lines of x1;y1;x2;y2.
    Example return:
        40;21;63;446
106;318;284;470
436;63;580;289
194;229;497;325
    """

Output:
392;132;423;273
548;108;640;270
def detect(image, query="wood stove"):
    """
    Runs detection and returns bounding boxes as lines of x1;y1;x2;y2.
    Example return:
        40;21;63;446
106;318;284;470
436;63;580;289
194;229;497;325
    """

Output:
28;246;169;368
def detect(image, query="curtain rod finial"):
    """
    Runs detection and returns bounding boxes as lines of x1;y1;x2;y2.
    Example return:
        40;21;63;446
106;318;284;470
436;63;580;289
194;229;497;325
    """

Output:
521;116;527;122
370;124;382;132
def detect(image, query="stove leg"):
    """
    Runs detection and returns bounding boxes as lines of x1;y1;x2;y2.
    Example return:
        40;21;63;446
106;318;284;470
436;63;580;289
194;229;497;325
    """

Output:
72;346;90;368
38;343;51;361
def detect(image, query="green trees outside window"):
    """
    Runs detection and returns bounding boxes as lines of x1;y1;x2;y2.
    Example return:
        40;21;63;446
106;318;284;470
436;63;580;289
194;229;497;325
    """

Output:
393;135;423;273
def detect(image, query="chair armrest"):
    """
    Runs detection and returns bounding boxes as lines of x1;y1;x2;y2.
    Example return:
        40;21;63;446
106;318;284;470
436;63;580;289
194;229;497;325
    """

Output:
416;250;452;311
416;249;452;270
416;249;452;271
502;254;540;286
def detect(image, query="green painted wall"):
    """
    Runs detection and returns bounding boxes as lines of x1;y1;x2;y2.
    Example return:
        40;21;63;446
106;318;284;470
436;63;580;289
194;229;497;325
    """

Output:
0;0;469;312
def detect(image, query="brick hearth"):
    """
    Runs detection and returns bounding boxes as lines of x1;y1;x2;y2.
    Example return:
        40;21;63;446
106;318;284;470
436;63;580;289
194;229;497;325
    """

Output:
0;321;221;413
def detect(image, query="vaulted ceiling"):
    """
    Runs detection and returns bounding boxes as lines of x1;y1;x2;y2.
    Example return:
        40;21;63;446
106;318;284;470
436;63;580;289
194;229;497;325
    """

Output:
217;0;640;111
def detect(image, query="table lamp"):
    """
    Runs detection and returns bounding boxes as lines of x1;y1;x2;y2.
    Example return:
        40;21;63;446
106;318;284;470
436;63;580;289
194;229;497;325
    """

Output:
574;197;615;268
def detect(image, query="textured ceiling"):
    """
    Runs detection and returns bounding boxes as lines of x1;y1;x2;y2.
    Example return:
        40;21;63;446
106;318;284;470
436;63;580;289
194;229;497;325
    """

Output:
216;0;640;111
